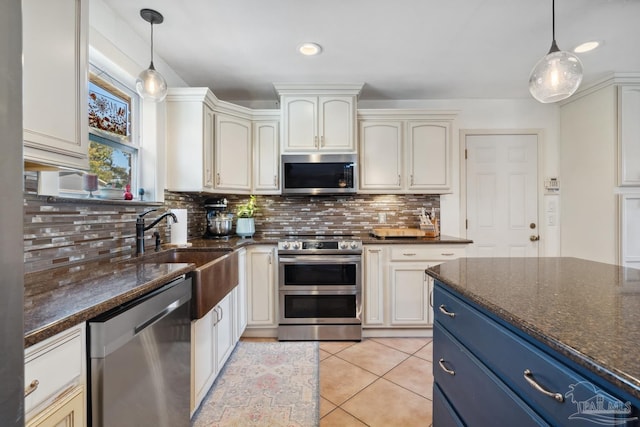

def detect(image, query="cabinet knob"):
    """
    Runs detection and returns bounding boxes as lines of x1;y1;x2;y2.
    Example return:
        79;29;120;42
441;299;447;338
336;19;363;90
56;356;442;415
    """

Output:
24;379;40;397
523;369;564;403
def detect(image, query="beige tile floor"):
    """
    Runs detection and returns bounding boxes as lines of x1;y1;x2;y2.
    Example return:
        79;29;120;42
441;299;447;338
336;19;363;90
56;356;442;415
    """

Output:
319;338;434;427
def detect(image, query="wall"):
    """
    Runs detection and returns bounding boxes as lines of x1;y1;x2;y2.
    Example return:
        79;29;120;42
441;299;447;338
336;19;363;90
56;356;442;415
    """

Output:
359;98;560;255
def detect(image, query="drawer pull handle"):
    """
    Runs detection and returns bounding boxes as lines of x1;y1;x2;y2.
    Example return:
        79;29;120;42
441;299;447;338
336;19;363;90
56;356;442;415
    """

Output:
523;369;564;403
441;253;455;256
24;379;39;397
403;253;417;256
439;304;456;318
438;359;455;376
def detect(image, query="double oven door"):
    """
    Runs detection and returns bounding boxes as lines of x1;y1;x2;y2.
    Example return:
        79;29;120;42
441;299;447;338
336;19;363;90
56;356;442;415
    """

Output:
278;254;362;326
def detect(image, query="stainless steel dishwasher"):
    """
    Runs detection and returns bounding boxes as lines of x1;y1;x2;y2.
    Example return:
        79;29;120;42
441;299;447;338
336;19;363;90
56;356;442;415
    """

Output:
88;275;192;427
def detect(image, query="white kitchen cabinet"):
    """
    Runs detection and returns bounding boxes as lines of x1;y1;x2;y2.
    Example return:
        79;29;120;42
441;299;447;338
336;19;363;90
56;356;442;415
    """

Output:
559;76;640;265
618;85;640;186
406;121;450;191
214;113;252;192
24;324;86;426
22;0;89;170
274;84;362;154
280;95;357;153
621;194;640;275
214;293;234;372
358;111;456;194
234;248;248;341
246;245;277;329
191;308;215;413
166;88;215;192
359;122;403;191
363;244;466;333
363;246;386;325
252;121;280;194
26;388;84;427
389;263;432;326
191;291;238;415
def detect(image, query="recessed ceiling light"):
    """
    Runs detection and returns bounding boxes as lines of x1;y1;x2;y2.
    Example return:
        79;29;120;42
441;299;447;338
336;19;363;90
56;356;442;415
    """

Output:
298;42;322;56
573;41;601;53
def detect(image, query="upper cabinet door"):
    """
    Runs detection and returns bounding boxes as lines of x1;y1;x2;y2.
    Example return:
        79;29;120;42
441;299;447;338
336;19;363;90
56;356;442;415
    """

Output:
281;95;357;153
359;121;403;191
318;96;356;152
215;113;252;192
281;97;318;152
407;121;451;192
618;86;640;186
252;121;280;194
23;0;89;169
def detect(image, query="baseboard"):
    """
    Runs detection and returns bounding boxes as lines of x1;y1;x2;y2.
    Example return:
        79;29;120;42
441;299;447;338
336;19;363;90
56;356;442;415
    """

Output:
363;328;434;338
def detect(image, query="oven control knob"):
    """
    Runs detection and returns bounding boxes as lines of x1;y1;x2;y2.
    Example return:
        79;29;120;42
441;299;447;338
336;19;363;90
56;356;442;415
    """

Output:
281;242;290;250
339;241;349;250
291;241;301;250
350;241;360;250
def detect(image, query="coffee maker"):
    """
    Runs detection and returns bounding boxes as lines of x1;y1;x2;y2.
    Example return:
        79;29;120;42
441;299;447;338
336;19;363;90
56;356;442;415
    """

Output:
203;197;233;239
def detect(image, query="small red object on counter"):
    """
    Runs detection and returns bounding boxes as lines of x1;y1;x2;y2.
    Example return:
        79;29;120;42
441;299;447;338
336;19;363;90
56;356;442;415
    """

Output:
124;184;133;200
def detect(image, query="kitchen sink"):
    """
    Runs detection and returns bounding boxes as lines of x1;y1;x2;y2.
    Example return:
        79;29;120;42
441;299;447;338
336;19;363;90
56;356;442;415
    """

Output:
134;249;239;319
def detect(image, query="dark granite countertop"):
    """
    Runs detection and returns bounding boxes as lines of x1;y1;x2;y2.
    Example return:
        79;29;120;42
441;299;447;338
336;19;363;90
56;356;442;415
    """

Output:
24;233;471;348
24;260;193;347
360;234;472;245
426;257;640;400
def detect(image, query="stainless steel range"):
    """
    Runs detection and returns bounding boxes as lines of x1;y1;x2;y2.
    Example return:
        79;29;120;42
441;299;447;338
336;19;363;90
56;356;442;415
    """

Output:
277;235;362;341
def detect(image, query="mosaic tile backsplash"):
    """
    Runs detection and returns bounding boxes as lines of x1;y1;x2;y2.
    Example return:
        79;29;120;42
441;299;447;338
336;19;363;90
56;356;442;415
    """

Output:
24;174;439;272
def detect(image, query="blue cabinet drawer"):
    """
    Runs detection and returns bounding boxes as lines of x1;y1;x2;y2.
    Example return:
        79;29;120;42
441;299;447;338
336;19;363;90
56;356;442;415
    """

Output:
433;383;464;427
434;324;549;426
434;284;636;425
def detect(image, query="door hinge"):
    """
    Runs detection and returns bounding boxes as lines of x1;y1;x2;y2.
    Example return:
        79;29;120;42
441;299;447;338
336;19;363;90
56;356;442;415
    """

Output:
465;219;468;229
465;149;468;159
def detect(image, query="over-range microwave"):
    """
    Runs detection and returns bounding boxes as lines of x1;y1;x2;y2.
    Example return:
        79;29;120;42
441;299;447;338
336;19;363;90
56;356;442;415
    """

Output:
281;154;358;195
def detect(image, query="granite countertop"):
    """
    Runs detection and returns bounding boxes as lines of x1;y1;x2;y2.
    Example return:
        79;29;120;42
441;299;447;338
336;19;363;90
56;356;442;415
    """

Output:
426;257;640;400
24;260;194;347
24;233;471;348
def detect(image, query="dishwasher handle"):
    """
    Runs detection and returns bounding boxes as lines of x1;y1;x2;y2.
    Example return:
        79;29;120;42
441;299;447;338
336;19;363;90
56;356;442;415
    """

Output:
134;297;186;335
89;276;192;358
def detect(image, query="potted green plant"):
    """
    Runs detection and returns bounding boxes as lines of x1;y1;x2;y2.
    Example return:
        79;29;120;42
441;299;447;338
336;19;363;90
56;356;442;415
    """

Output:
236;195;257;238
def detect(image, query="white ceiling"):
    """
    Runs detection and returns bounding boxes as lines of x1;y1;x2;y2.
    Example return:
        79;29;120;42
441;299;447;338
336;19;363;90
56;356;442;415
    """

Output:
99;0;640;104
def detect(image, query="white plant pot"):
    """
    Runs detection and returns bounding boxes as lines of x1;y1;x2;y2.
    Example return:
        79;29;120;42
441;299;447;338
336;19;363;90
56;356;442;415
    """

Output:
236;217;255;238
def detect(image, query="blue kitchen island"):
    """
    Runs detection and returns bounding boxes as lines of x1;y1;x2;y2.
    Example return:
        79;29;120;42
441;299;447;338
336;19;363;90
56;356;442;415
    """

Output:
426;257;640;426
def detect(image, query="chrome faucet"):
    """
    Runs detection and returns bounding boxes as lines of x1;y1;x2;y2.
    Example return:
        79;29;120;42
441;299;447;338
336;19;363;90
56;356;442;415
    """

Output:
136;208;178;255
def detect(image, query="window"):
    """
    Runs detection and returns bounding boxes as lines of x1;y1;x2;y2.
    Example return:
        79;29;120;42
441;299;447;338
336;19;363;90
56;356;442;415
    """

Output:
58;66;140;199
88;67;140;195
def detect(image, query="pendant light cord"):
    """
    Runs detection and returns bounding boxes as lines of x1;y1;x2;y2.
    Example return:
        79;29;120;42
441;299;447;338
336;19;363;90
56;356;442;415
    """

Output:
552;0;556;42
150;21;155;69
548;0;560;53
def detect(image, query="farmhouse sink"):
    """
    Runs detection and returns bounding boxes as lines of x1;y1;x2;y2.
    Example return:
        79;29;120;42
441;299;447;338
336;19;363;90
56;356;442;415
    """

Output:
135;248;239;319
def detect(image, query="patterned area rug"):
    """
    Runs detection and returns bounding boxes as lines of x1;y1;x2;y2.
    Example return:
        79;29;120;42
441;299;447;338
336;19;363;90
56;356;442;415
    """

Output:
191;341;319;427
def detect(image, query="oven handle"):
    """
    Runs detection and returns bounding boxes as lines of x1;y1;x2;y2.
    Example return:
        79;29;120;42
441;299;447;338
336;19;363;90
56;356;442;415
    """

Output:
278;255;362;264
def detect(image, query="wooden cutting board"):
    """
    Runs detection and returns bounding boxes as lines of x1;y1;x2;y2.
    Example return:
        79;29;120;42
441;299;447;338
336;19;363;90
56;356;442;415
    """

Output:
371;228;426;238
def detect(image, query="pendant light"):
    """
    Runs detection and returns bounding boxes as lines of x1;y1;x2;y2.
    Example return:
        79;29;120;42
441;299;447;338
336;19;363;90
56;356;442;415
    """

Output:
136;9;168;102
528;0;583;103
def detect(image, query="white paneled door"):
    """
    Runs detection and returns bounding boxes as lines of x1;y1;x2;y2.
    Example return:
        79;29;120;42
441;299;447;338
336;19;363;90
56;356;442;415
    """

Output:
465;133;539;257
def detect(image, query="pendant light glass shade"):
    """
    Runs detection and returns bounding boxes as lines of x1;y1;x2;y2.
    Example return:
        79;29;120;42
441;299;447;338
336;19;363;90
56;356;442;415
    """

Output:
528;1;583;103
136;63;168;102
136;9;168;102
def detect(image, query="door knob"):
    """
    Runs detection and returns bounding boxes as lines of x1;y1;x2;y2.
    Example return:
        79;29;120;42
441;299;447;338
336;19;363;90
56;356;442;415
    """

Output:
530;235;540;242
